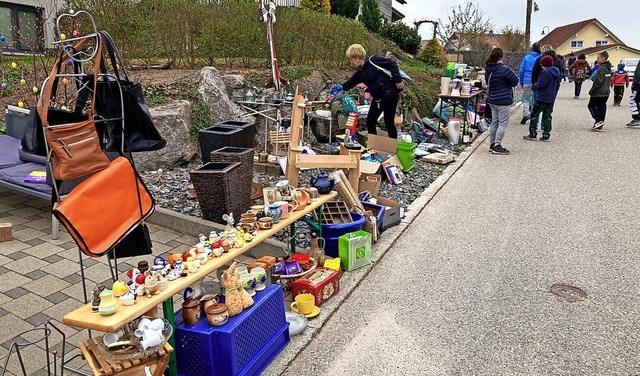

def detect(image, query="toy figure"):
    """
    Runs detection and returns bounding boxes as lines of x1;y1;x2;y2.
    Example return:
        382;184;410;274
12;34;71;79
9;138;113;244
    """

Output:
91;284;105;313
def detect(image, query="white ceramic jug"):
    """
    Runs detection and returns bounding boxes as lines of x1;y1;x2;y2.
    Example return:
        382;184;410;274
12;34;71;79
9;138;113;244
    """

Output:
447;119;461;145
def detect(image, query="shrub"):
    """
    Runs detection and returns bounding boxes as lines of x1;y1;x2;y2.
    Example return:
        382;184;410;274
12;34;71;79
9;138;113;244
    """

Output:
418;39;446;68
360;0;382;34
381;23;421;55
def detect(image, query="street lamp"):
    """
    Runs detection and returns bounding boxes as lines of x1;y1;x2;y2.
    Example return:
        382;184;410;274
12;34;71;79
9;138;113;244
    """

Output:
541;26;550;35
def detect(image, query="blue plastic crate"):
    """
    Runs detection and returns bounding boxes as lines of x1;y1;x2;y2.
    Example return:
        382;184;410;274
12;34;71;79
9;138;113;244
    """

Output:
175;284;289;376
360;201;385;230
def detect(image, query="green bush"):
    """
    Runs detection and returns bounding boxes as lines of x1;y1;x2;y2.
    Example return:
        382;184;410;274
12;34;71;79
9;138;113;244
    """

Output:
381;23;421;55
417;39;446;68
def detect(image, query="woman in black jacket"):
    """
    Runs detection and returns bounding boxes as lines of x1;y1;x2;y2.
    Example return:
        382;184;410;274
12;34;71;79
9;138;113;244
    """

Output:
341;44;405;139
484;47;519;155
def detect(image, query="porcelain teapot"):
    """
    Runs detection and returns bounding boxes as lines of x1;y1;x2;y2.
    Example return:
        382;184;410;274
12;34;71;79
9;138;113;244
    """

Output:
310;170;334;194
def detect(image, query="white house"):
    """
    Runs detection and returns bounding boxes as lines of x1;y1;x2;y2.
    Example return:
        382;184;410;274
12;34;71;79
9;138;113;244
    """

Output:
1;0;60;52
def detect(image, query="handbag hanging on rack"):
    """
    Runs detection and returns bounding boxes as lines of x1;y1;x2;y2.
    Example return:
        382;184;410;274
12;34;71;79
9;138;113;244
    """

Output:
94;30;166;153
52;156;155;258
37;35;110;180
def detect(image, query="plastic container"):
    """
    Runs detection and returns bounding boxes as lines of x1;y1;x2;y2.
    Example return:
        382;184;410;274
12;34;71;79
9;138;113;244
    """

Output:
305;212;365;258
447;118;461;145
175;285;289;376
198;125;245;163
396;140;417;172
214;121;256;152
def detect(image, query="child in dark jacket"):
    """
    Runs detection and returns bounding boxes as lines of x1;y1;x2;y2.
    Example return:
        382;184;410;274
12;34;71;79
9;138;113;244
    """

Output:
523;55;561;141
588;51;612;132
610;63;629;106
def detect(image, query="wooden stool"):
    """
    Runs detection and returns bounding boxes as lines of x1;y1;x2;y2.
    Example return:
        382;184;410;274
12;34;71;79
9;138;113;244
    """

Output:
79;338;172;376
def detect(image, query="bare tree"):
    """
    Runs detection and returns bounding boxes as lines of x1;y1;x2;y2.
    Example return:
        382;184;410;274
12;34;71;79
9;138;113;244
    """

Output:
440;0;493;61
499;25;527;52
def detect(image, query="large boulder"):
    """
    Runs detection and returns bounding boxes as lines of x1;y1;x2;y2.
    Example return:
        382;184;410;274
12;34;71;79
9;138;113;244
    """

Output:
197;67;253;125
292;70;327;101
135;100;199;170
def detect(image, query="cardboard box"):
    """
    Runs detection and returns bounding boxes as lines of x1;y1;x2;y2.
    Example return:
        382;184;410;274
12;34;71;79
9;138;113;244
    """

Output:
0;223;12;242
358;174;381;195
423;153;455;165
360;134;404;179
360;195;401;231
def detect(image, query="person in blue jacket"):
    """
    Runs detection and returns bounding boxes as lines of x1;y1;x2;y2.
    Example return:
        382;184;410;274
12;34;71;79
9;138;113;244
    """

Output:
341;44;404;139
484;47;519;155
518;42;541;124
523;55;561;141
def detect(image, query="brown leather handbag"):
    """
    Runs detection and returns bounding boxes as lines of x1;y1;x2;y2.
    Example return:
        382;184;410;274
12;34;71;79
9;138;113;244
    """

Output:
38;35;109;181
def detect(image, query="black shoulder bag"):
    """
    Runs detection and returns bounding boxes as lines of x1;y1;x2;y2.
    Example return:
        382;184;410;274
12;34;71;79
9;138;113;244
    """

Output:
94;30;166;153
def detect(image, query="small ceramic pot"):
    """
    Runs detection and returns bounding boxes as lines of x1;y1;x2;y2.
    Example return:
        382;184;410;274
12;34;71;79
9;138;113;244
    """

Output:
182;297;200;325
267;203;282;223
241;212;257;222
206;303;229;326
258;217;273;230
239;273;256;296
258;152;269;163
200;293;218;315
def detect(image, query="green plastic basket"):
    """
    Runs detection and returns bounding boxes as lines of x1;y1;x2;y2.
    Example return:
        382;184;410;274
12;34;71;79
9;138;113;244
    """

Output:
396;140;417;172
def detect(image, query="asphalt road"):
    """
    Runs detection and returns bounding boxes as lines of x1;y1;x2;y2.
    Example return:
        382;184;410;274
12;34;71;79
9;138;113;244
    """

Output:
280;81;640;375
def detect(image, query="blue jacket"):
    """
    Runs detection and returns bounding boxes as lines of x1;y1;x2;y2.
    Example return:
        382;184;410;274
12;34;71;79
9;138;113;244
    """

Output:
485;63;519;106
342;55;402;100
519;51;541;85
533;66;561;103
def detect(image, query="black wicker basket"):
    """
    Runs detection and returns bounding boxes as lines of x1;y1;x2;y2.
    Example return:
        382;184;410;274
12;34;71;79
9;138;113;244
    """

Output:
216;121;255;150
190;162;243;223
210;147;254;214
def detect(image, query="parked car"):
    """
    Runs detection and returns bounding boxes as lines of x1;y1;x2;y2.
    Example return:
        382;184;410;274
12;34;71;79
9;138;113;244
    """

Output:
620;58;639;77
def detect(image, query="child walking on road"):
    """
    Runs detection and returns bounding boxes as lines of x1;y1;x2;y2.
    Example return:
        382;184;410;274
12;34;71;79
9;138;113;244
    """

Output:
588;51;612;132
568;53;591;99
523;55;561;141
610;63;629;106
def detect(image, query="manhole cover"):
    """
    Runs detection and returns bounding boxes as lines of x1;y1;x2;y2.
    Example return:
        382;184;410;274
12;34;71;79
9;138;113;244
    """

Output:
550;284;588;302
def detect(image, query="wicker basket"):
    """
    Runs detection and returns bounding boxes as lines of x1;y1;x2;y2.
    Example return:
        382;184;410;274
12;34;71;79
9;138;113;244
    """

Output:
215;121;256;150
190;162;243;223
210;147;254;214
198;125;245;163
271;258;318;290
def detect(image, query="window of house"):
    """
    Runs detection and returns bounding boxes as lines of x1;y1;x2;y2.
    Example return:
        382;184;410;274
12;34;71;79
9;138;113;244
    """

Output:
0;3;42;52
595;40;608;47
570;40;584;48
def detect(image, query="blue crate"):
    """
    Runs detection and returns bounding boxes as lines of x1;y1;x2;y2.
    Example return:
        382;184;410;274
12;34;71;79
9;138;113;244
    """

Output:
360;201;385;230
175;284;289;376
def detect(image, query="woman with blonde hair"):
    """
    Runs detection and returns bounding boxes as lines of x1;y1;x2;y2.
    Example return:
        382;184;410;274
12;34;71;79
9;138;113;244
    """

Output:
341;44;404;139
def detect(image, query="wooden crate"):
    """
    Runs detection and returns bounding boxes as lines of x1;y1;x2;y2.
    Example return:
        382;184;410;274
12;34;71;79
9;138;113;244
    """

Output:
321;201;353;224
79;338;172;376
422;153;455;165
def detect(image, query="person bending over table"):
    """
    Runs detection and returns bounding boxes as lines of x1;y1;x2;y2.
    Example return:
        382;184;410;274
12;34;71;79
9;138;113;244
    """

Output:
341;44;404;139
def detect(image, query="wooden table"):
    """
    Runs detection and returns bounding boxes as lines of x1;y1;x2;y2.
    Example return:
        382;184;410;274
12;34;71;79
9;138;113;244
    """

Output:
437;90;483;143
63;191;336;375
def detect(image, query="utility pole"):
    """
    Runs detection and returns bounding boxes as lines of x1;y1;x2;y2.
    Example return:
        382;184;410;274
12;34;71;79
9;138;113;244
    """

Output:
525;0;532;49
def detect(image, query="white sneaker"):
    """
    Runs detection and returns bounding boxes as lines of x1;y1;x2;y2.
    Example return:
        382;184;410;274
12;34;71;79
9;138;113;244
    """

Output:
592;121;604;132
626;119;640;126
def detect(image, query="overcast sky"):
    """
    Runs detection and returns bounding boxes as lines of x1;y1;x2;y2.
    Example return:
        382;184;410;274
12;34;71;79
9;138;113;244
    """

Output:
397;1;639;50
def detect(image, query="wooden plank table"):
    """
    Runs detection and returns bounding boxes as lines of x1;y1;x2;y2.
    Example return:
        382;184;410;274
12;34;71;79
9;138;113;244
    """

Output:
63;191;336;375
437;90;483;143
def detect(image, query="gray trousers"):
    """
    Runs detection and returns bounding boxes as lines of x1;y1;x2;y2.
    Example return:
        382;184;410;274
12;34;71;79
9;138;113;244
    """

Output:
521;84;533;117
488;104;511;145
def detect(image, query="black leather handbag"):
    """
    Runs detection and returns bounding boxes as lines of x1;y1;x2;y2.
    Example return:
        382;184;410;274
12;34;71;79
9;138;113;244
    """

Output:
94;30;166;153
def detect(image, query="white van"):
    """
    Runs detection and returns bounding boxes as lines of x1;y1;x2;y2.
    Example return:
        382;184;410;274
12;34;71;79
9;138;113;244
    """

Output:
620;58;639;77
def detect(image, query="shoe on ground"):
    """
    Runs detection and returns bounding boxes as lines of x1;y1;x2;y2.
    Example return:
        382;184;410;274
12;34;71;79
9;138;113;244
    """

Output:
591;121;604;132
523;134;537;141
626;118;640;126
574;96;579;99
540;135;550;142
520;116;530;125
490;144;510;155
489;143;496;151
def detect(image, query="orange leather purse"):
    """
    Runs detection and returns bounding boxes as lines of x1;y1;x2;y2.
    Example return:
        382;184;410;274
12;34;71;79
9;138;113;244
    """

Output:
52;157;155;257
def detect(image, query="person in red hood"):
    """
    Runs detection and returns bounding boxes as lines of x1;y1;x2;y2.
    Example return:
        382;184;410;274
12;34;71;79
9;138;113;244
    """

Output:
610;63;629;106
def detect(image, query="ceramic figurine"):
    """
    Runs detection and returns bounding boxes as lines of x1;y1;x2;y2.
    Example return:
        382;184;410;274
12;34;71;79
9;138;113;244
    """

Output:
91;284;105;313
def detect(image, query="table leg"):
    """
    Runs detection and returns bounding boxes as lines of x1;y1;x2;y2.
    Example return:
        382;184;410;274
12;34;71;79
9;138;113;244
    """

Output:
316;205;323;239
290;222;296;253
162;298;177;376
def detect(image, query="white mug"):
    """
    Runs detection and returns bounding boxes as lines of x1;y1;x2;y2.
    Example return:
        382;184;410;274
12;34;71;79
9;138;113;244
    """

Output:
102;329;124;346
137;318;152;331
141;329;163;350
147;318;165;332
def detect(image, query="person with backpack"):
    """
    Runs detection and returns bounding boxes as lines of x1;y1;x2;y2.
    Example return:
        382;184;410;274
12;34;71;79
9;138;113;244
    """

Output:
327;84;358;137
567;52;577;83
341;44;404;139
484;47;519;155
610;63;629;106
568;53;591;99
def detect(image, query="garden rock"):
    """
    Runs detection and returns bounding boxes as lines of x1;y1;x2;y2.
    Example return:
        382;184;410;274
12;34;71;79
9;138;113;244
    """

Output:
292;70;326;101
221;74;245;93
196;67;253;125
136;100;199;170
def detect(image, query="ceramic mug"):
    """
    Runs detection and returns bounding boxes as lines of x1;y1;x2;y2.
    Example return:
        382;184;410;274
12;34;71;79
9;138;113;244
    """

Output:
250;267;267;291
147;318;165;332
137;318;152;331
263;187;282;208
309;187;319;201
236;266;249;276
141;329;163;350
239;273;256;296
275;200;298;219
102;329;124;346
291;293;315;315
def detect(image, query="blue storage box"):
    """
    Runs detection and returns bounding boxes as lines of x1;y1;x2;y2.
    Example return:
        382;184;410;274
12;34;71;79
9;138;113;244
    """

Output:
175;285;289;376
360;201;385;229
